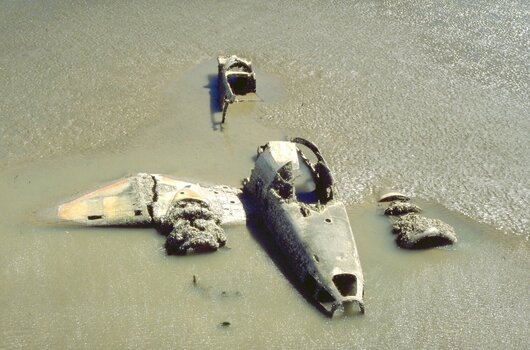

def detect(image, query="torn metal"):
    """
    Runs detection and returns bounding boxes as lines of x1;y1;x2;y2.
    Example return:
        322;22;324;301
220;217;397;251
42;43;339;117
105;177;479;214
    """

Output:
243;138;365;315
217;55;257;123
57;174;247;254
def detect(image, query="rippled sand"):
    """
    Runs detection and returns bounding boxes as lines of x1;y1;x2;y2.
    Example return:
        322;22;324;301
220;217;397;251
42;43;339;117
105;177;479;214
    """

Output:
1;1;528;235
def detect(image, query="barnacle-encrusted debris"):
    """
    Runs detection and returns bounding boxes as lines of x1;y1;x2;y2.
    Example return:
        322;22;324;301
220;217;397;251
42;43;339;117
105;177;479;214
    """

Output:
384;201;422;216
392;214;457;249
57;174;245;255
163;200;226;255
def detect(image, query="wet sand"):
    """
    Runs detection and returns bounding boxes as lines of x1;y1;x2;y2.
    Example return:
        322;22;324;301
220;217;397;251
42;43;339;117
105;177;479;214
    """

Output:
1;1;529;349
1;165;528;348
1;61;528;349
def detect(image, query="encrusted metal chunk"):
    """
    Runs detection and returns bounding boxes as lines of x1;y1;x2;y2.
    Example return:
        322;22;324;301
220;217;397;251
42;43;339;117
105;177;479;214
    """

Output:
217;55;258;123
392;214;458;249
384;201;422;216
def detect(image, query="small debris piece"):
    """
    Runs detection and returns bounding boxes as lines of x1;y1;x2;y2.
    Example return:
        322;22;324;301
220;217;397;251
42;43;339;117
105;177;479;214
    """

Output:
192;275;198;285
217;55;257;123
379;192;410;202
392;214;457;249
220;321;231;327
384;201;422;216
220;290;242;298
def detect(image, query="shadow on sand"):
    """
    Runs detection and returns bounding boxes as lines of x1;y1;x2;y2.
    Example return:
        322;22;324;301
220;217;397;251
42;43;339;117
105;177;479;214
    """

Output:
205;74;224;131
244;213;359;318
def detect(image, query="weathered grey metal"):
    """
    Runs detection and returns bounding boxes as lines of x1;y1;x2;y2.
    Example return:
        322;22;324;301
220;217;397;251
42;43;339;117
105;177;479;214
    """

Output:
217;55;257;123
243;138;365;315
58;174;247;253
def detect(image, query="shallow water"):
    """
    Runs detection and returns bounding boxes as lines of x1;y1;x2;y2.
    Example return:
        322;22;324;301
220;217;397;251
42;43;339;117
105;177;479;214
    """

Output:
1;165;528;349
1;1;529;349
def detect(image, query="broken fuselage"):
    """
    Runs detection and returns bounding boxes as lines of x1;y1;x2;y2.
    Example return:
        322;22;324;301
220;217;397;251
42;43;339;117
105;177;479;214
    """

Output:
244;138;365;315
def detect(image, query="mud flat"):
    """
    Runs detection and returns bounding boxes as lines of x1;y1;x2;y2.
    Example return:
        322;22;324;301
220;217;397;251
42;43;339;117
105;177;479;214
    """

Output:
1;61;528;350
0;88;527;348
1;158;528;349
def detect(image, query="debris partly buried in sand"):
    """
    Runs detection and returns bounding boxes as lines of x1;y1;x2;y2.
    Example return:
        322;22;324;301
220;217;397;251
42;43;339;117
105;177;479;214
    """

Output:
244;137;365;316
163;199;226;254
392;214;458;249
380;194;457;249
378;192;410;202
57;173;247;254
217;55;258;123
56;138;365;317
384;201;422;216
379;192;410;202
221;290;242;298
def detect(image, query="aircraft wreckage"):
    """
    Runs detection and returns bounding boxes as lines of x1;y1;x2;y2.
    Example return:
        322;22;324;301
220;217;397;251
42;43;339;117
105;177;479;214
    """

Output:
57;174;246;254
57;138;365;315
217;55;258;123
